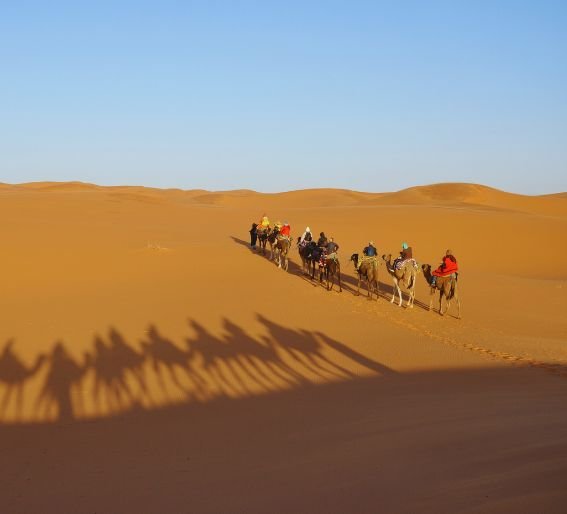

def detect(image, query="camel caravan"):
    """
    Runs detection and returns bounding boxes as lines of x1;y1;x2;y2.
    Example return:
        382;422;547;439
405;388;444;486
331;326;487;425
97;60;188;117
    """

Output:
248;216;460;318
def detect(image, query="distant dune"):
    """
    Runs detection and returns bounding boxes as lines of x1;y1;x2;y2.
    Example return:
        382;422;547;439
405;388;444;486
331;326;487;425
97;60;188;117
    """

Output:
5;180;565;210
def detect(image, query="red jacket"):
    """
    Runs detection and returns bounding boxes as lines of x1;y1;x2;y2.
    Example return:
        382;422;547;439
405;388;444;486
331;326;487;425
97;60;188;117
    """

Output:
433;256;458;276
280;225;291;236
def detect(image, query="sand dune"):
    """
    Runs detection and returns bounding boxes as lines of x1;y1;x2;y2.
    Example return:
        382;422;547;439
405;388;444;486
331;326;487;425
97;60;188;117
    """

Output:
0;182;566;513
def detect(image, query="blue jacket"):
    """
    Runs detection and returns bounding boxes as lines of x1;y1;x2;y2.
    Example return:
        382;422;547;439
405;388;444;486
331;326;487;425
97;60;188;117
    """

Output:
363;245;377;257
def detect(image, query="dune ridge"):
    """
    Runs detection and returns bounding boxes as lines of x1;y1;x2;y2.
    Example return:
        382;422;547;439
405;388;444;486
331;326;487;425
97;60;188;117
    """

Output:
3;181;566;218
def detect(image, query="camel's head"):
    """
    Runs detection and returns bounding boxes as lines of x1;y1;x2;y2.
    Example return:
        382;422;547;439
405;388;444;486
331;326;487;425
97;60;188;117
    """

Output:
350;253;359;265
422;264;431;273
381;254;392;263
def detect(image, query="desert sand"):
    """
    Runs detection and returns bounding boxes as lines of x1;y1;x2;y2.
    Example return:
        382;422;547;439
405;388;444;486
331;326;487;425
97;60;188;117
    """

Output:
0;181;566;513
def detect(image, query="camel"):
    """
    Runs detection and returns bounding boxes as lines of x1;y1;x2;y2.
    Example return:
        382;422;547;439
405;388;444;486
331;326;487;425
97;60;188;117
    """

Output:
350;254;379;300
274;236;290;271
0;340;46;418
297;239;316;276
297;240;327;281
421;264;461;318
256;226;270;255
310;247;327;283
323;255;342;292
267;229;280;260
382;254;418;308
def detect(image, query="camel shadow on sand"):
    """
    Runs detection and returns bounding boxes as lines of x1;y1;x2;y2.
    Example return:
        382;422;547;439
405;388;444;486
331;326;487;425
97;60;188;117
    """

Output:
0;314;395;424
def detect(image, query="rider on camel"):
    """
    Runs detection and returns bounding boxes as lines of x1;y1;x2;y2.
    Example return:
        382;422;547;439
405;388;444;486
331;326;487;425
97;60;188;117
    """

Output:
431;249;459;286
279;222;291;240
326;237;339;261
393;242;413;270
316;232;329;266
299;227;312;245
356;241;377;271
258;214;270;231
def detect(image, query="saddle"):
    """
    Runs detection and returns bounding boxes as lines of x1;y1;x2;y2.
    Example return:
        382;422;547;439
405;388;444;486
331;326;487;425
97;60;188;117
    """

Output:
394;258;418;271
434;272;458;289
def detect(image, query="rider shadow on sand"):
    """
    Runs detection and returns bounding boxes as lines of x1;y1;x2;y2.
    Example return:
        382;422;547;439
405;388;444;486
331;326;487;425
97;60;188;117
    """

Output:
88;330;153;415
1;315;398;424
35;342;89;423
0;340;46;420
142;324;206;402
256;314;395;379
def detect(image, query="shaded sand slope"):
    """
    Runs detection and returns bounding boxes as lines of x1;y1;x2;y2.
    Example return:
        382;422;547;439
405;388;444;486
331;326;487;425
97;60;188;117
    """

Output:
1;367;566;514
0;182;566;512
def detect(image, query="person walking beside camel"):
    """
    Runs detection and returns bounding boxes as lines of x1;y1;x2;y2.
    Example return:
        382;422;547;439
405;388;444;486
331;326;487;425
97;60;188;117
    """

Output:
249;222;258;250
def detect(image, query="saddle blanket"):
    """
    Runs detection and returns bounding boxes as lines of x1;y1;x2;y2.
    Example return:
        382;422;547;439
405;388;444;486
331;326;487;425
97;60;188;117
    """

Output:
394;258;418;270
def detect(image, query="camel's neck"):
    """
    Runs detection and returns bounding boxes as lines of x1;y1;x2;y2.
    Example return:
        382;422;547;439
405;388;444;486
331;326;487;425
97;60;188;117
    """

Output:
383;256;395;275
29;355;45;376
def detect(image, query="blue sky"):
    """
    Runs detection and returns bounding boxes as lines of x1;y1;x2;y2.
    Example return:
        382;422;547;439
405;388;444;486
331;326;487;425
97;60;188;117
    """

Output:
1;1;566;193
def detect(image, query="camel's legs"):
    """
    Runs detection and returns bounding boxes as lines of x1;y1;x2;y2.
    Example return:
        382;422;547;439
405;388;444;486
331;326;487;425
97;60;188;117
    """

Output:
407;288;415;308
1;386;13;415
390;277;402;306
16;384;24;419
407;278;415;308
